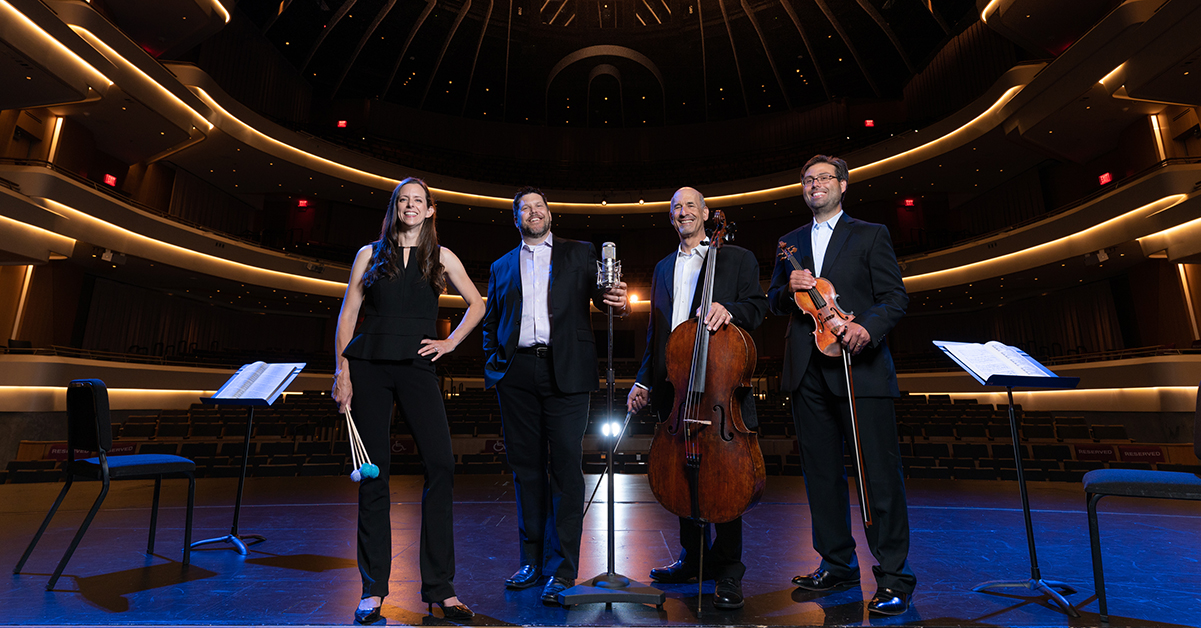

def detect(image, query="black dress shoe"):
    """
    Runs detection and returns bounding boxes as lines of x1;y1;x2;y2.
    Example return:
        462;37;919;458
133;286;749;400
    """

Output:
540;576;572;605
505;564;542;589
713;577;744;610
867;588;910;616
649;559;701;583
429;600;475;620
354;604;382;624
791;568;861;591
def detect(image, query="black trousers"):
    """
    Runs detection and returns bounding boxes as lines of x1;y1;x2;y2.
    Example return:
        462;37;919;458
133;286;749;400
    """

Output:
495;351;590;580
348;358;457;603
674;516;745;580
790;353;916;594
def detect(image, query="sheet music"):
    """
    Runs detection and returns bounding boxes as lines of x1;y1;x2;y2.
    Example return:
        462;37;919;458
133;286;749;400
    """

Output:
933;340;1056;384
208;361;305;405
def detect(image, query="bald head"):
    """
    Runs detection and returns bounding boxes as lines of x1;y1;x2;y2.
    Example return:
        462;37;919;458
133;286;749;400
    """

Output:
670;187;709;248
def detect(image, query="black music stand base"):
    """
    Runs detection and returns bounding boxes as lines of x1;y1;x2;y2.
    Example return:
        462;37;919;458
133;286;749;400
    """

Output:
559;574;665;608
190;406;266;555
189;532;265;556
973;579;1078;616
972;386;1079;618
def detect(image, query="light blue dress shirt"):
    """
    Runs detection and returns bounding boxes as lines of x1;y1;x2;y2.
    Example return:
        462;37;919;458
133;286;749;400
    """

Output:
811;211;842;277
518;234;553;347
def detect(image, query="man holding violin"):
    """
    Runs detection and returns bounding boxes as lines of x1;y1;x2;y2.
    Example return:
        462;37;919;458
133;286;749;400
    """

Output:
627;186;767;610
767;155;915;615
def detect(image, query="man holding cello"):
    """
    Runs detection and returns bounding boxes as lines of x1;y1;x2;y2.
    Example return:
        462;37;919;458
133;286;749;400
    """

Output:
628;187;767;610
767;155;916;615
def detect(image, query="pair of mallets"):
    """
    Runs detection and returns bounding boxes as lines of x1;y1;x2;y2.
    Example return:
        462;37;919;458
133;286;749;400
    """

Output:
343;408;379;481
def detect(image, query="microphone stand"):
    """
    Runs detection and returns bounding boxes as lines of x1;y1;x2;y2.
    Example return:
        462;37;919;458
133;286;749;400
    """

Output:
558;263;665;609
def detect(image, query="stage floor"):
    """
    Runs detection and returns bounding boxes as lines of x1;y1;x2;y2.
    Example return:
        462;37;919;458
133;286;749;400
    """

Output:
1;473;1198;627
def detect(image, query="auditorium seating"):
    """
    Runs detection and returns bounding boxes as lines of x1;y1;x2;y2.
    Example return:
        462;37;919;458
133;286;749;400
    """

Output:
5;389;1193;483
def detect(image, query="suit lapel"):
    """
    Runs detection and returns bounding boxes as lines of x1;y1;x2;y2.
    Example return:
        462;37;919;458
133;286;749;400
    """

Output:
506;246;523;299
549;236;564;296
796;225;816;273
822;214;853;273
662;253;676;308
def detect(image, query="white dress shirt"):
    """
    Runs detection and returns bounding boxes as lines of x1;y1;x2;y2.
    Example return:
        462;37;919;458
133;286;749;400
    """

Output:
671;243;708;331
811;211;842;277
518;234;553;347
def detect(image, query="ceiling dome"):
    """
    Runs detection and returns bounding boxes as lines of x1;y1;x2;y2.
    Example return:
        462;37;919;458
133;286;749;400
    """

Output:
248;0;977;127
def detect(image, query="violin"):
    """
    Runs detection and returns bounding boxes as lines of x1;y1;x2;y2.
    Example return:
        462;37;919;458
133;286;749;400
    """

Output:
777;243;855;357
777;242;873;527
648;211;766;526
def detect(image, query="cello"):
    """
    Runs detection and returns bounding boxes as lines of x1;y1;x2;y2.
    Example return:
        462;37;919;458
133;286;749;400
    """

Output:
647;211;766;531
777;242;872;527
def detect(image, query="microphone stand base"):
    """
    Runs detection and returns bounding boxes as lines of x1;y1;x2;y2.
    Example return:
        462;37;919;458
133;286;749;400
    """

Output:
558;573;666;609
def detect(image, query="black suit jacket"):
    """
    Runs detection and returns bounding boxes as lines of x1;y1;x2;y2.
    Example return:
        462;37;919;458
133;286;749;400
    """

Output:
635;244;768;427
482;235;606;393
767;213;908;397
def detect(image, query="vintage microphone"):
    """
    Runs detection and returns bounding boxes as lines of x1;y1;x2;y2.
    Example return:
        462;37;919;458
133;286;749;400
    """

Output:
559;243;664;608
598;242;621;292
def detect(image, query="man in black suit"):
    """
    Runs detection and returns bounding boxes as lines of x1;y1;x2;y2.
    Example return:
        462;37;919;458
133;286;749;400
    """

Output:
767;155;915;616
627;187;767;610
482;186;627;605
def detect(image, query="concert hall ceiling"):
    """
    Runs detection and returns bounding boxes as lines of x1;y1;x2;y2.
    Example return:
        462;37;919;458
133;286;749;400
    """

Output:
242;0;979;126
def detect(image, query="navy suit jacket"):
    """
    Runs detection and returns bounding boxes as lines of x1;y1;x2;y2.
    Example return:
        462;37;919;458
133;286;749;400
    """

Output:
635;244;767;427
767;213;908;397
482;235;606;393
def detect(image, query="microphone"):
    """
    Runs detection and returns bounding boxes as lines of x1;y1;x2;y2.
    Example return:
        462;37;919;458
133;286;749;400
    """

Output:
597;242;622;289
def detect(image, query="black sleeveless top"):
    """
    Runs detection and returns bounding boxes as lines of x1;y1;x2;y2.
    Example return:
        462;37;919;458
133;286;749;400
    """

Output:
342;251;440;362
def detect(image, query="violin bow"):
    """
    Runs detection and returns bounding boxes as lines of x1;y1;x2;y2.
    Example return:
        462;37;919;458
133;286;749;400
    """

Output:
777;242;874;527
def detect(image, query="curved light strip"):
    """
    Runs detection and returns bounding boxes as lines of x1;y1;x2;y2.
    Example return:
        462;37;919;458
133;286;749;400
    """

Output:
0;213;77;252
70;26;213;131
210;0;231;24
911;386;1196;413
41;198;349;296
904;193;1188;291
1139;213;1201;242
980;0;1003;23
191;80;1027;212
0;0;111;89
193;88;407;190
697;86;1025;209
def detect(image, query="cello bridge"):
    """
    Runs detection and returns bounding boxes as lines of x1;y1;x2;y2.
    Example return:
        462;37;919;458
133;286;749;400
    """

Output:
683;419;712;425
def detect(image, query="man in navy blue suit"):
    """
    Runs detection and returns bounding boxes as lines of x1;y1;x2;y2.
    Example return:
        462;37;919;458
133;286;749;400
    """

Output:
767;155;915;616
627;187;766;609
482;187;627;605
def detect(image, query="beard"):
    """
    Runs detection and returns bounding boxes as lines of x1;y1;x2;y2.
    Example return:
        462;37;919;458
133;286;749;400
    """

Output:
805;187;841;214
519;214;551;239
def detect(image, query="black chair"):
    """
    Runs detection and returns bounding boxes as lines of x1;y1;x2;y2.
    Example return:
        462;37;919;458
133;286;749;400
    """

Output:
1081;385;1201;621
13;379;197;590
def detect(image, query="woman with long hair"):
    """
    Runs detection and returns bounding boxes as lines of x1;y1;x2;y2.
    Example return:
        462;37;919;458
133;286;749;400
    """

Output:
333;177;484;622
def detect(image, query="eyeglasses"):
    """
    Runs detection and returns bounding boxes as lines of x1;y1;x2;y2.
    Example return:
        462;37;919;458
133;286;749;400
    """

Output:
802;173;839;187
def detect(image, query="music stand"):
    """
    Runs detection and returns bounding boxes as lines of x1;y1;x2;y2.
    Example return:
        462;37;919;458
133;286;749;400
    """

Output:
191;362;304;555
934;341;1080;617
